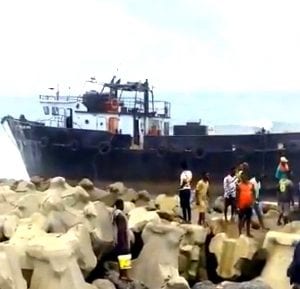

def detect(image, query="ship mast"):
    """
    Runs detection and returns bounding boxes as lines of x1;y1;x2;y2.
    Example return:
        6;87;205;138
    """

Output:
144;79;150;115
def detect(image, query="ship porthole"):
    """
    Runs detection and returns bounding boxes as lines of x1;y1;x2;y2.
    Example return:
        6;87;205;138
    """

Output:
98;142;111;154
195;148;205;159
70;140;79;151
40;137;49;148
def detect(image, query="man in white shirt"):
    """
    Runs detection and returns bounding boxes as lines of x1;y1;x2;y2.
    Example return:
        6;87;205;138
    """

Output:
223;167;237;221
250;174;267;230
179;161;193;223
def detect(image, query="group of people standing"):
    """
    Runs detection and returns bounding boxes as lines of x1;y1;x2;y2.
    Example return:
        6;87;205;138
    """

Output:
103;157;295;283
178;156;295;237
223;162;266;237
179;161;261;237
179;162;210;226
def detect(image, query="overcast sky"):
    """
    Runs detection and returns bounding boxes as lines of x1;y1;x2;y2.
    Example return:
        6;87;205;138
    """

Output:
1;0;300;126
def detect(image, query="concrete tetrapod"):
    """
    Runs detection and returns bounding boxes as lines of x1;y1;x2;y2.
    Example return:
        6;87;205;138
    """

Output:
27;224;97;289
0;214;19;241
0;243;27;289
83;201;115;260
0;185;19;214
127;207;161;233
129;221;189;289
179;224;209;281
78;178;109;202
8;213;48;269
41;176;90;210
260;230;300;289
155;194;180;215
209;233;258;279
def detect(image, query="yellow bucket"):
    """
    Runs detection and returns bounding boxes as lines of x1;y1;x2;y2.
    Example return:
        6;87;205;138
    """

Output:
118;254;132;269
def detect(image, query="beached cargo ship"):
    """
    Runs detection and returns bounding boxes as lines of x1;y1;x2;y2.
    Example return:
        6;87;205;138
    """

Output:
1;77;296;189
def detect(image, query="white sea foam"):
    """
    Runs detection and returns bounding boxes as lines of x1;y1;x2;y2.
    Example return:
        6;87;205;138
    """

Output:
0;122;29;181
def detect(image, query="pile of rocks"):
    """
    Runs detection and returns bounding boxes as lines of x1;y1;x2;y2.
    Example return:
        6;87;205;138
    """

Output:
0;176;297;289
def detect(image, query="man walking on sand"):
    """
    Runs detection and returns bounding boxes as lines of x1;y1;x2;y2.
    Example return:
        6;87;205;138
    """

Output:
223;167;238;222
236;171;255;237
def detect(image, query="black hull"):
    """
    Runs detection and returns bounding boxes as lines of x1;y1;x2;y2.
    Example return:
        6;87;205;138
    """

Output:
3;116;300;194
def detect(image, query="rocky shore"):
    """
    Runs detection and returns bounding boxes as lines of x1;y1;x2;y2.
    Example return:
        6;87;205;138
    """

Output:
0;176;298;289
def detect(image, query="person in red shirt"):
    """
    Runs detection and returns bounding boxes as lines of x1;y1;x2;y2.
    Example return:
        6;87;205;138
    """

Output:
236;171;255;237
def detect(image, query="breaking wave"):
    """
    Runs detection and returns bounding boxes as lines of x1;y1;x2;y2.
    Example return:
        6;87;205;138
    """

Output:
0;122;29;180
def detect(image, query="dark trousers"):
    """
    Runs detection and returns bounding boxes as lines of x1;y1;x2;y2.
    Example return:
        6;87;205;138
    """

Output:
224;195;236;218
238;206;253;221
179;189;191;222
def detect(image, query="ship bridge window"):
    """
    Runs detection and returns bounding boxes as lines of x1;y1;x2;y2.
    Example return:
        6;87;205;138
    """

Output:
43;106;50;115
52;107;59;115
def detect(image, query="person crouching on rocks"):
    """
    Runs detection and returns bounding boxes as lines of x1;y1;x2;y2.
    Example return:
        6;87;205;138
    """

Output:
236;171;255;237
179;161;193;223
195;172;210;225
112;199;132;281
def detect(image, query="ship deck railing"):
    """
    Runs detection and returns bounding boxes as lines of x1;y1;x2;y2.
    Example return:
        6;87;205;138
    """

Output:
119;97;171;118
39;95;83;103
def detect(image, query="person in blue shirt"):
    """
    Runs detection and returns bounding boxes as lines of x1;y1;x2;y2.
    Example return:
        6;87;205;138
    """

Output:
275;156;290;181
